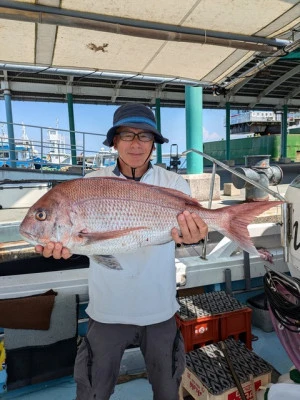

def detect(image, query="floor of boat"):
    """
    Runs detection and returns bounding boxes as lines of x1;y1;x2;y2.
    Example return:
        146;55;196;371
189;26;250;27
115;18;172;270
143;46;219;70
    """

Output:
0;326;293;400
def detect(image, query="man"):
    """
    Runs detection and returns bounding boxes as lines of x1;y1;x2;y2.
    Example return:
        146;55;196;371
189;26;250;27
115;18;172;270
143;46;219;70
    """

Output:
36;103;208;400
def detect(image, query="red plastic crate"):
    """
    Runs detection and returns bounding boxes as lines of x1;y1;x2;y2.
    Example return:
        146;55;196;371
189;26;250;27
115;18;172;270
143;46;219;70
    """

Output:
219;307;252;350
176;314;219;352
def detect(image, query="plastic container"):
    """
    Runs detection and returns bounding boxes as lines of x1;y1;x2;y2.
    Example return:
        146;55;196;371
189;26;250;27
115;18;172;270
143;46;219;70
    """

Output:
219;308;252;350
175;314;219;352
246;292;274;332
268;383;300;399
177;292;252;351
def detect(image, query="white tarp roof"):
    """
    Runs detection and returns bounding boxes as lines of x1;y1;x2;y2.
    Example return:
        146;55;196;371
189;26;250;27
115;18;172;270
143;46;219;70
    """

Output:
0;0;299;84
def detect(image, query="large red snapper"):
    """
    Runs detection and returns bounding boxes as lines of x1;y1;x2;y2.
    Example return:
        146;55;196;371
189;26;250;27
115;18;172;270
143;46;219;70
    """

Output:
19;176;282;269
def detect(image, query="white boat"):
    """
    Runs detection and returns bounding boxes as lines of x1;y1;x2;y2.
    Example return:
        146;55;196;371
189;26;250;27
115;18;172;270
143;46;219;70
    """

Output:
0;124;38;168
77;147;118;168
33;128;72;170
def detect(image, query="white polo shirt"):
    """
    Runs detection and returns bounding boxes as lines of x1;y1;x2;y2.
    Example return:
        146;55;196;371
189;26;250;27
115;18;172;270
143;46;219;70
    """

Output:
85;163;191;325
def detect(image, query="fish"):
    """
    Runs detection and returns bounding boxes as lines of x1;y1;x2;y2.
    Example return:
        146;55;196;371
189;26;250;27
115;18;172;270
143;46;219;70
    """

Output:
19;176;283;270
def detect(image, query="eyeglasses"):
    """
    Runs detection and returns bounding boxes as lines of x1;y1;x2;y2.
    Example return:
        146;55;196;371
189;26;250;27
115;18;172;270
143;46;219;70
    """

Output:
118;131;154;142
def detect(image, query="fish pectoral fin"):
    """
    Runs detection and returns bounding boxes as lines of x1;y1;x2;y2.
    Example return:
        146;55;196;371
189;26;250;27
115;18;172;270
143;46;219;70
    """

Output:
78;226;147;243
91;255;122;270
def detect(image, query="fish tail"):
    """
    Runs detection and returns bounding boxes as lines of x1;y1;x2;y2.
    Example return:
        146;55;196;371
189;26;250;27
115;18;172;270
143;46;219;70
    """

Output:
211;200;283;257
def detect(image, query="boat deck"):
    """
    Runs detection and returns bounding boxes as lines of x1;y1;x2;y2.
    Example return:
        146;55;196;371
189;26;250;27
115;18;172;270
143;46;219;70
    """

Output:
0;181;296;399
0;326;293;400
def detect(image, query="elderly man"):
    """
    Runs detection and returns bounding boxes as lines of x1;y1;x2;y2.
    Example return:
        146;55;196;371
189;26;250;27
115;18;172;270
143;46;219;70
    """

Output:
36;103;208;400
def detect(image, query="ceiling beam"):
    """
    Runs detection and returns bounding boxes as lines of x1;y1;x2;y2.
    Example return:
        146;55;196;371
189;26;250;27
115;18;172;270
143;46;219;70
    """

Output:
0;1;288;53
2;80;300;109
249;64;300;107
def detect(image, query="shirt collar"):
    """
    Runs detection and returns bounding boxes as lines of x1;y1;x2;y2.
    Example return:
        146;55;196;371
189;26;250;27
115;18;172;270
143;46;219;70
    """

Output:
112;159;153;178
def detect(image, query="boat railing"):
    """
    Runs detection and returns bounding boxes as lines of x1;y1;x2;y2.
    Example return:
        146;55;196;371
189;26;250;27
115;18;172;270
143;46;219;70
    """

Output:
182;149;288;263
0;121;112;173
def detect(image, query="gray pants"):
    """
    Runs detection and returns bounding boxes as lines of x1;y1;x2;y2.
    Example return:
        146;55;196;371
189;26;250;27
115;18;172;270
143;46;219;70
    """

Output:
74;316;185;400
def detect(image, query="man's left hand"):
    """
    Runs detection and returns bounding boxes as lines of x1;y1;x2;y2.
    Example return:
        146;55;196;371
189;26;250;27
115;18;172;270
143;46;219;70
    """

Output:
172;211;208;245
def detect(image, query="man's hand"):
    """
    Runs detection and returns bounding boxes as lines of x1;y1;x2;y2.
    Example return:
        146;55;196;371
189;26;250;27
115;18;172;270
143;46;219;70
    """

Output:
172;211;208;245
35;242;72;259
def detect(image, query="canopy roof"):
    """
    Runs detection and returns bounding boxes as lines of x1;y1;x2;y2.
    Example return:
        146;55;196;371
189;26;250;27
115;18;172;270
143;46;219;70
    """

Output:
0;0;300;109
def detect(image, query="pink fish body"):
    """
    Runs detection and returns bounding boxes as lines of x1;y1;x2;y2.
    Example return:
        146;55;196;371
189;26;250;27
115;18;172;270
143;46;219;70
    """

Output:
19;177;282;264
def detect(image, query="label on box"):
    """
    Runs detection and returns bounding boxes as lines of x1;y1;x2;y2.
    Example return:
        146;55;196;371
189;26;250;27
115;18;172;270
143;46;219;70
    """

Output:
228;380;261;400
186;370;206;399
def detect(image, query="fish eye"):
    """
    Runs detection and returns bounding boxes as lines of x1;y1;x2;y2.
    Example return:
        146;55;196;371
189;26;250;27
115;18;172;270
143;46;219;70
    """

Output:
35;210;47;221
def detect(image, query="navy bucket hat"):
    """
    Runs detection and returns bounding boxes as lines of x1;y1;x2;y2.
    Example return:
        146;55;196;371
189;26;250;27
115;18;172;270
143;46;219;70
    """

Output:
103;103;169;147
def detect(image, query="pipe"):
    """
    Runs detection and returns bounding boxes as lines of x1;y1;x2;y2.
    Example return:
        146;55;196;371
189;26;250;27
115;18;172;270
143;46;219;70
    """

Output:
182;149;286;201
0;64;205;86
0;1;290;52
183;148;290;265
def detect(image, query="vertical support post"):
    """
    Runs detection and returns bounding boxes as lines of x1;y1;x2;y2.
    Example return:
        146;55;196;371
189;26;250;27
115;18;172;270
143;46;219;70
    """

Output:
67;92;77;165
4;89;16;168
226;102;231;160
155;98;162;164
281;105;288;159
185;86;203;174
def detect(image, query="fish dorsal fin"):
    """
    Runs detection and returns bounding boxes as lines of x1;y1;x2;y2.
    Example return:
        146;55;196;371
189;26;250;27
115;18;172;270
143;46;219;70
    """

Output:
152;186;203;208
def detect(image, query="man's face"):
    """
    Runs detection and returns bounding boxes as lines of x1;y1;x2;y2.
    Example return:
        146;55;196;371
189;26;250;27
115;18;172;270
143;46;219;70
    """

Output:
113;127;155;169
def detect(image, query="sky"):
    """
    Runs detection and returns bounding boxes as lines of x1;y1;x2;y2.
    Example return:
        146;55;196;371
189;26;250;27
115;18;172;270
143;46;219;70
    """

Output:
0;100;226;155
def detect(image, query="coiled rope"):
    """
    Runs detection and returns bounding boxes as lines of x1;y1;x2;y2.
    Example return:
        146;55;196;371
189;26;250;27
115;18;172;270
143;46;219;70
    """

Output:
264;269;300;332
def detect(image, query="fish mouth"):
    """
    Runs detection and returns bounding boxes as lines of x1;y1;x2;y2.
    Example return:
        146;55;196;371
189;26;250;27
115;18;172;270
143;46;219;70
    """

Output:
19;229;37;245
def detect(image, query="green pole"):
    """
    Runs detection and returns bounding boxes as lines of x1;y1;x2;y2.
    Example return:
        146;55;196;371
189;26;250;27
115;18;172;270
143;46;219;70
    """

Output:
281;105;288;158
155;98;162;164
4;89;16;168
67;93;77;165
226;102;231;160
185;86;203;174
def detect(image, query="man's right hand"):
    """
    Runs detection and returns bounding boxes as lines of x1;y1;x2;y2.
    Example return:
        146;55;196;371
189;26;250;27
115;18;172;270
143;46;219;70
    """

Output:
35;242;72;259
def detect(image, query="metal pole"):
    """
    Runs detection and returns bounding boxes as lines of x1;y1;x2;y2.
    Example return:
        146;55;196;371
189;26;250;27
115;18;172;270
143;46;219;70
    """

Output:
226;102;230;160
4;89;16;168
201;162;216;259
67;92;77;165
40;127;44;173
281;105;288;159
182;149;286;201
155;98;162;164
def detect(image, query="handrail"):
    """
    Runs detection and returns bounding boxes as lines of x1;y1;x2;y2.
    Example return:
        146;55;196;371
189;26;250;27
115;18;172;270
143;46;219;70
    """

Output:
182;148;286;201
182;148;289;262
0;120;114;174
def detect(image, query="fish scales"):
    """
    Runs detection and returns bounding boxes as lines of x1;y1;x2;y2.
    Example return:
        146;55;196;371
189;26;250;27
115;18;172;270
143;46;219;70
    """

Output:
19;177;283;266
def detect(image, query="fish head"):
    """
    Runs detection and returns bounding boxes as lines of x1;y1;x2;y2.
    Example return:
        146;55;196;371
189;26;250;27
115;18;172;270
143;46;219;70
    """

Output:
19;191;72;247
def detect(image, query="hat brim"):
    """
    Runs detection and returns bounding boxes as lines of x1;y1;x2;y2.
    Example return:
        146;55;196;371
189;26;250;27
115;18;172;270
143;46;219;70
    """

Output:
103;122;169;147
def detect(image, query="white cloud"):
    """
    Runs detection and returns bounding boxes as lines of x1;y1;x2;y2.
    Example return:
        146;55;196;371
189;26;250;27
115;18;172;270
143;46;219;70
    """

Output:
203;127;224;142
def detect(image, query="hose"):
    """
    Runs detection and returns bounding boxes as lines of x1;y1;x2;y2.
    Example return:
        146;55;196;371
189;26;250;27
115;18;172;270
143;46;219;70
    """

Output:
263;270;300;332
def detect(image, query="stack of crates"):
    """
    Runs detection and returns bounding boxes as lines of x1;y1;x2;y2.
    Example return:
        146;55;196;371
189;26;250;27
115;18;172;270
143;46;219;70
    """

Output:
179;338;272;400
176;291;252;352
